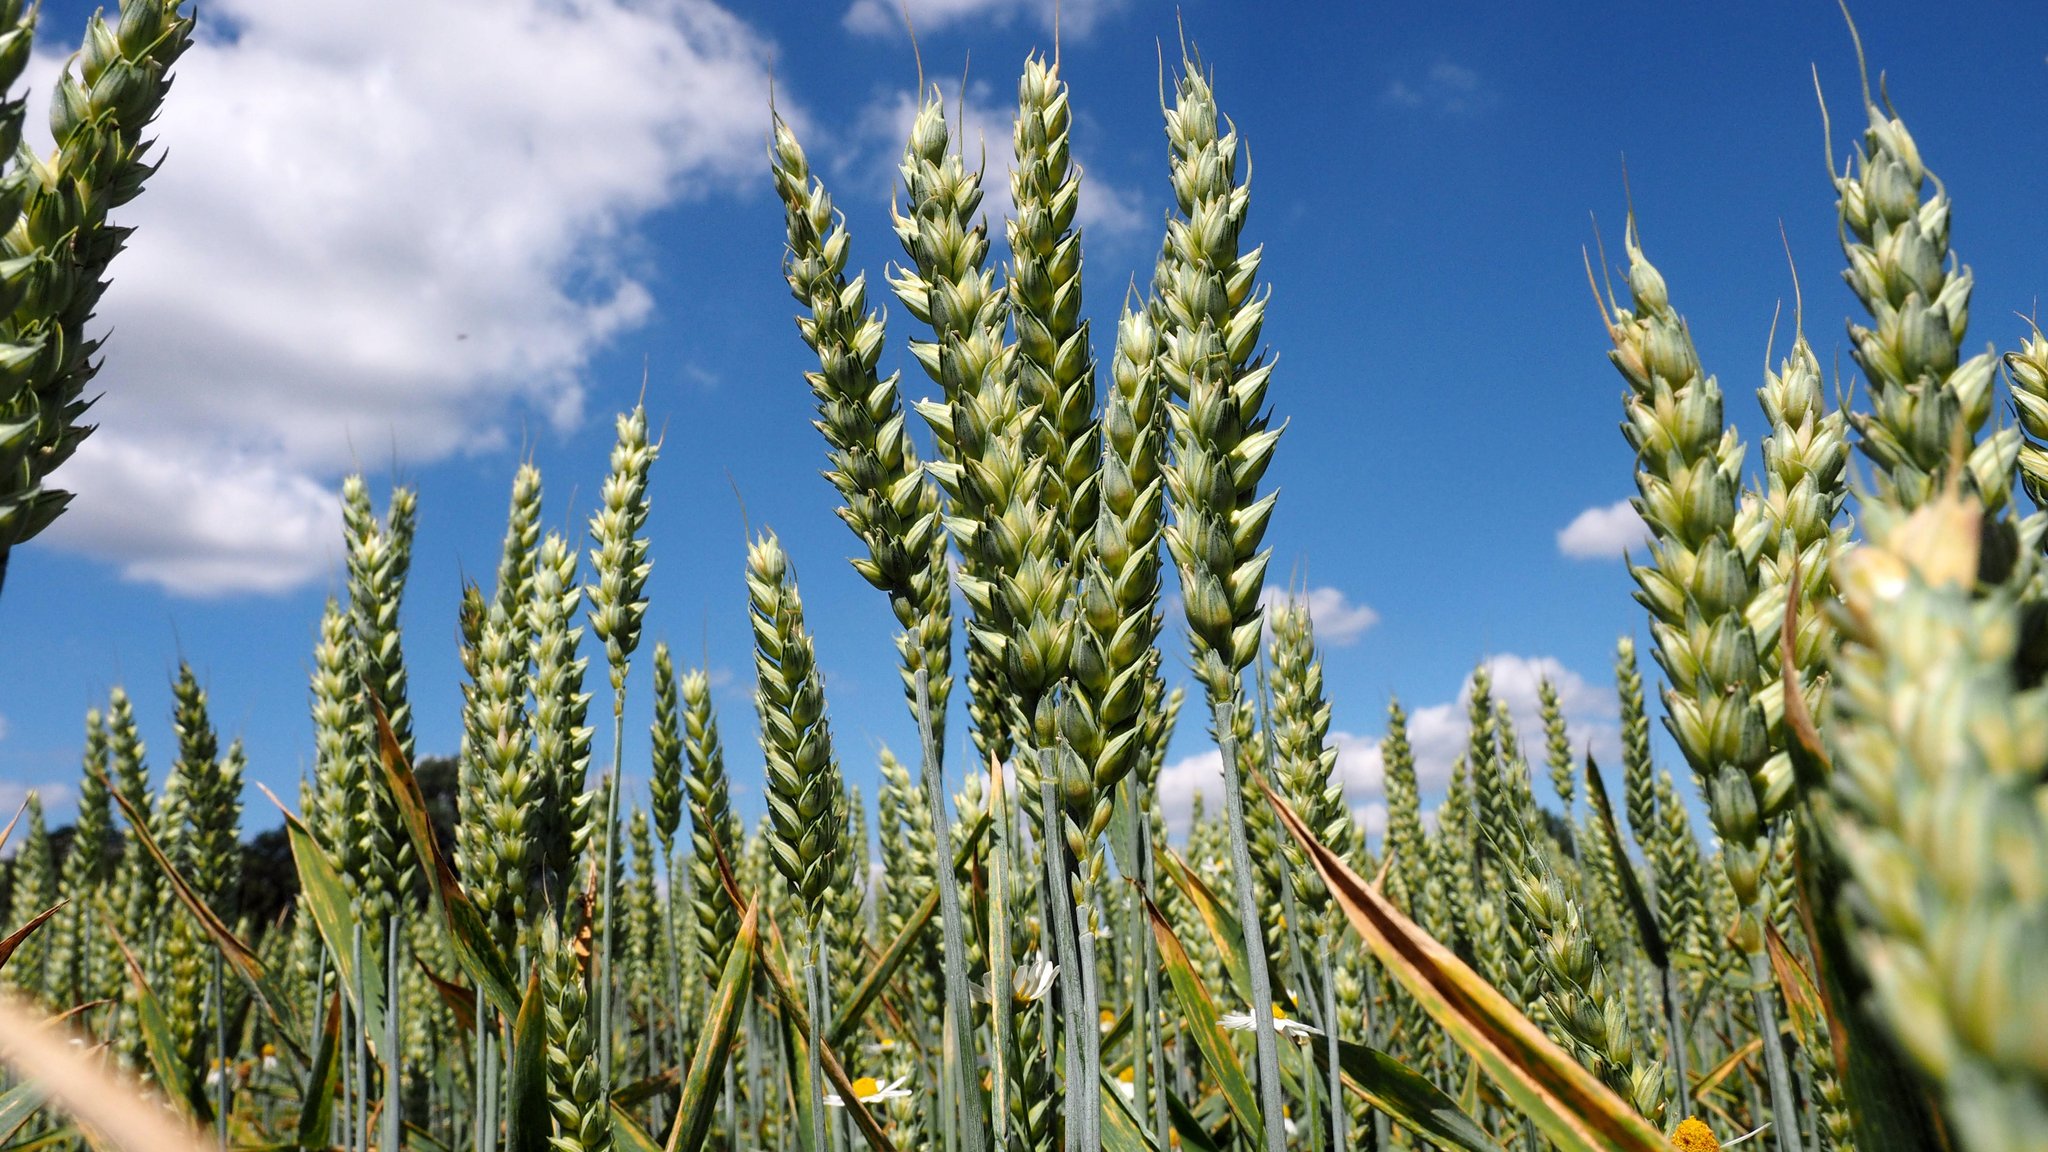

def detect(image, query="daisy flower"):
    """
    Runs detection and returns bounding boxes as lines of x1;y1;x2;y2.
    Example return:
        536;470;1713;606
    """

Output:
824;1075;913;1108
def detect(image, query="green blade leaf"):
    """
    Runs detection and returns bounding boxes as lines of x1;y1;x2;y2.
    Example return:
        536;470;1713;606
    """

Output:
610;1103;663;1152
1157;847;1252;1007
365;698;521;1020
98;911;193;1120
1580;753;1667;969
1141;892;1262;1138
0;901;65;974
266;790;386;1044
1099;1067;1158;1152
1258;774;1669;1152
666;902;757;1152
1313;1038;1499;1152
106;776;302;1059
0;1075;44;1144
503;971;550;1152
295;991;344;1151
827;810;988;1049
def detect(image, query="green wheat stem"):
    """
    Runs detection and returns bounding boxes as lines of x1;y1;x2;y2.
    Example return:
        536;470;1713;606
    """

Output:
915;669;986;1152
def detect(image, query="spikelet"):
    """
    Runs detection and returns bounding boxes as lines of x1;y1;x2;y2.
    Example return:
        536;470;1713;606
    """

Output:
0;0;194;561
588;406;657;696
1602;221;1780;957
1539;678;1577;832
529;532;593;912
342;476;418;764
1009;53;1098;563
770;108;956;771
3;793;52;999
104;685;160;1038
886;90;1013;763
623;808;659;1013
748;530;843;925
1832;80;2013;512
682;666;740;987
544;915;610;1152
1267;601;1350;939
1061;298;1167;873
48;708;113;1006
1828;486;2048;1151
1507;858;1668;1122
0;0;37;565
1156;59;1279;707
459;468;543;945
2002;328;2048;515
649;644;684;862
309;598;397;924
1380;700;1428;917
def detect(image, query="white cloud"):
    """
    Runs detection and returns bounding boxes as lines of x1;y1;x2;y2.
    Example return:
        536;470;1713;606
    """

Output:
1259;585;1379;647
0;783;76;841
48;439;343;596
1155;653;1619;841
1382;61;1494;116
28;0;780;595
1157;729;1385;838
1558;499;1649;560
844;0;1126;38
844;80;1150;243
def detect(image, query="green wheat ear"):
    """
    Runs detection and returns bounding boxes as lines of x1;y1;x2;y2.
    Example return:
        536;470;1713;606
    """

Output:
682;664;740;987
748;529;843;925
1832;83;2014;513
0;0;193;578
771;110;953;758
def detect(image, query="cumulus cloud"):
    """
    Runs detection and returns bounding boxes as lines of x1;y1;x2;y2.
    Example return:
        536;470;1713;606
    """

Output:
844;81;1150;241
1155;653;1618;843
1157;728;1384;838
1259;585;1379;647
1558;499;1649;560
49;440;344;596
1382;61;1494;116
30;0;780;595
844;0;1126;38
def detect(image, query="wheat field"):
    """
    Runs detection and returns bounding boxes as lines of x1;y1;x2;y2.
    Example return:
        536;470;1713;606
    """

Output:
0;3;2042;1152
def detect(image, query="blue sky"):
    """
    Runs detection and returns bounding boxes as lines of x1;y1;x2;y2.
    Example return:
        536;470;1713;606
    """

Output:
3;0;2046;842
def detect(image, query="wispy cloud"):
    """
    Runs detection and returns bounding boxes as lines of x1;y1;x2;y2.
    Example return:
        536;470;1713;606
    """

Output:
1382;61;1494;116
1259;585;1380;647
32;0;782;595
1558;499;1648;560
843;0;1126;39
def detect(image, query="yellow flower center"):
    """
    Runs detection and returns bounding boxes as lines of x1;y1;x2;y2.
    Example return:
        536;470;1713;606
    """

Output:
1672;1118;1721;1152
1100;1009;1116;1027
851;1077;880;1099
1271;1003;1289;1021
1118;1067;1135;1084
